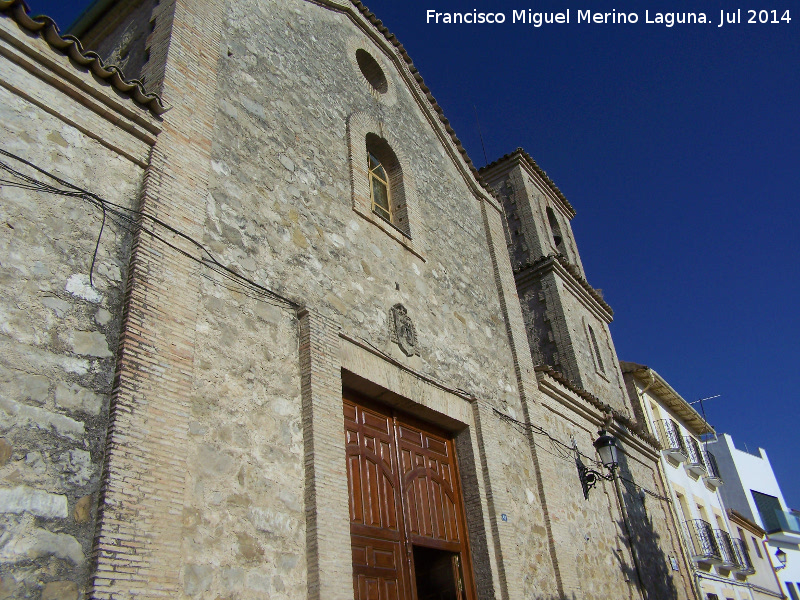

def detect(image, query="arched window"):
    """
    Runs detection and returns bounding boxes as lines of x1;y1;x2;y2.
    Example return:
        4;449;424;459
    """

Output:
368;152;391;222
365;133;408;234
546;206;564;251
588;324;605;373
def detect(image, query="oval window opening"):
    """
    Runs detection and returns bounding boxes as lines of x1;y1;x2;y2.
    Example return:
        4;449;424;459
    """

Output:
356;49;388;94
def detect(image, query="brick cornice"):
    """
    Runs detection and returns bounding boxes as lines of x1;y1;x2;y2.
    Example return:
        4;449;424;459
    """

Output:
480;148;576;219
516;253;614;322
535;365;660;452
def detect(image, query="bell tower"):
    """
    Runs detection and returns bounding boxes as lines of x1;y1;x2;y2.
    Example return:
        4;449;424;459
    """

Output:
481;149;631;416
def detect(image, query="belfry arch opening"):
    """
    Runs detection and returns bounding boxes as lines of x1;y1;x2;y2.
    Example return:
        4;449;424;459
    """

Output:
546;206;564;251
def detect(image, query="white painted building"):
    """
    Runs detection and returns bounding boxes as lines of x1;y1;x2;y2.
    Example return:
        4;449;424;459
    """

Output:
710;433;800;600
622;363;781;600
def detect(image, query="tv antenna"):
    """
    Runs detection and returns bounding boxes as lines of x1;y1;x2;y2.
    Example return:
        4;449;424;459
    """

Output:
689;394;721;405
690;394;722;446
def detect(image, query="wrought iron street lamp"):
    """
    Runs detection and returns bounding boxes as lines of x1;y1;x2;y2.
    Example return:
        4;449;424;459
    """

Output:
594;429;619;471
577;430;619;499
774;548;787;571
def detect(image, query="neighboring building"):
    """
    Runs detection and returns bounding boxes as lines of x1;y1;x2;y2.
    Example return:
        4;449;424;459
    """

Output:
728;509;787;600
622;363;779;600
0;0;696;599
710;434;800;599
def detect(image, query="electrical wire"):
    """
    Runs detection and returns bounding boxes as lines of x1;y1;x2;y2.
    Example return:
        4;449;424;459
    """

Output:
0;148;298;311
493;406;672;503
1;148;672;503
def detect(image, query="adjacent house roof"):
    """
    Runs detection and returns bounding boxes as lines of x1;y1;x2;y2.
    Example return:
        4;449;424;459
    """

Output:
0;0;166;115
727;508;766;536
620;361;714;436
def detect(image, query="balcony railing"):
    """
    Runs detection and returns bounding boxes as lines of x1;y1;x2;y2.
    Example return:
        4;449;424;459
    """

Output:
714;529;738;568
732;537;755;575
765;509;800;544
703;451;723;488
655;419;688;461
684;519;722;564
684;437;707;476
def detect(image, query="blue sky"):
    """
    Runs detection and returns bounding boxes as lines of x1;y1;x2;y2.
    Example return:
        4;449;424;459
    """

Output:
26;0;799;508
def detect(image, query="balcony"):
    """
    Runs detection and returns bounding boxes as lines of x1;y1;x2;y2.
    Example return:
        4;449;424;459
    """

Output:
714;529;738;569
684;437;708;476
703;451;723;488
655;419;688;461
684;519;723;564
765;509;800;545
732;537;755;575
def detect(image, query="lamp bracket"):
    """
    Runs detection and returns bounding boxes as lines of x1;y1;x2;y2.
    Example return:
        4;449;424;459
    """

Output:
577;461;615;500
573;439;615;500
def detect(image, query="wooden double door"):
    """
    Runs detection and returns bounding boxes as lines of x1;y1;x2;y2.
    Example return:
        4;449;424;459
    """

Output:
344;393;476;600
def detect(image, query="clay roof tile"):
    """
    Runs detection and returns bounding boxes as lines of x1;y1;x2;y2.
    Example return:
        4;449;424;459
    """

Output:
0;0;166;116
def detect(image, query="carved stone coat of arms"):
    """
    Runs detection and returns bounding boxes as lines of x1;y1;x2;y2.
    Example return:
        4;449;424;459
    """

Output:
388;303;420;357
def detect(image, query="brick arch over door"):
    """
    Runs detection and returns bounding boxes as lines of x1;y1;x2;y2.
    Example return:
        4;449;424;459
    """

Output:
344;392;476;600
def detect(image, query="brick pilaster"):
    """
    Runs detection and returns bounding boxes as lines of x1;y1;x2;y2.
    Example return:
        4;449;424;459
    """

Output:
89;0;224;597
480;200;566;599
298;308;353;600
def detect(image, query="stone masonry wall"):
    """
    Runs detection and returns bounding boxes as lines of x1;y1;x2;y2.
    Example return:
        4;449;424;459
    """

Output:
183;275;305;598
0;15;153;597
493;166;584;279
77;0;176;96
527;384;694;600
485;160;634;417
208;0;520;409
546;271;632;417
0;2;695;599
79;0;153;82
203;2;678;598
616;447;696;600
483;154;690;598
489;411;562;598
530;395;640;599
205;0;559;597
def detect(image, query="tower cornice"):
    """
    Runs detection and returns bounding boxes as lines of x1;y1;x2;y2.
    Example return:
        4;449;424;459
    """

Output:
480;148;576;220
516;254;614;323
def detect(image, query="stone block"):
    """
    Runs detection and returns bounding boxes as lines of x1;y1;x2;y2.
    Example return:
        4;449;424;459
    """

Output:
0;397;85;438
0;527;84;564
55;382;104;415
69;331;112;358
183;564;213;595
0;439;11;466
0;485;68;518
73;494;92;523
42;580;79;600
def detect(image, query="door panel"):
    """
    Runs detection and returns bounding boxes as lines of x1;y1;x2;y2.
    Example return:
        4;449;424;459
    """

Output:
345;400;402;535
398;422;462;547
344;393;475;600
352;534;406;600
345;398;408;599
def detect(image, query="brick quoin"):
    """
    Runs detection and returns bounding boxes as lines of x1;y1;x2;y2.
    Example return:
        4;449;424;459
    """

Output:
89;0;224;597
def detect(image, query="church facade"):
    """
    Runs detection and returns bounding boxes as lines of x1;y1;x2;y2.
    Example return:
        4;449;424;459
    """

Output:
0;0;696;598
